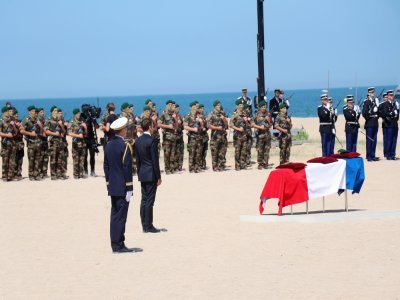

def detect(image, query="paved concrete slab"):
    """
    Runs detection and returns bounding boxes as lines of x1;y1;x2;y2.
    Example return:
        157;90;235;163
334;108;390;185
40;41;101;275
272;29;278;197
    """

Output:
240;210;400;224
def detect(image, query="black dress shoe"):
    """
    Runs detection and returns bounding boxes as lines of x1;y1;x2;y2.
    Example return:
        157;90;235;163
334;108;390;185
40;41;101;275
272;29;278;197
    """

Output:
373;157;380;161
144;227;161;233
113;246;143;253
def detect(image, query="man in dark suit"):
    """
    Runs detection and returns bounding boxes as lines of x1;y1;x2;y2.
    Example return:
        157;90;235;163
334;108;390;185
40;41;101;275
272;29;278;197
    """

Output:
135;117;163;233
104;117;142;253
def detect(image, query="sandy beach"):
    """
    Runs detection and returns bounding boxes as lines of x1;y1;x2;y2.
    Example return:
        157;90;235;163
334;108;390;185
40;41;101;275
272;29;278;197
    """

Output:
1;116;400;299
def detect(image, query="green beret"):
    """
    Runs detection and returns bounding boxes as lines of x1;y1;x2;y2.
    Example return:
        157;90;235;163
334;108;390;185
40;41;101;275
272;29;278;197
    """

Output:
27;105;36;112
145;99;152;105
279;103;286;110
143;105;151;112
35;108;40;113
121;102;130;110
198;104;204;108
189;101;197;107
175;104;180;108
38;107;44;112
213;100;221;107
243;103;250;109
193;100;199;104
258;100;266;107
73;108;80;115
2;107;10;113
235;99;243;106
129;104;134;108
166;100;173;105
58;108;63;113
50;106;58;112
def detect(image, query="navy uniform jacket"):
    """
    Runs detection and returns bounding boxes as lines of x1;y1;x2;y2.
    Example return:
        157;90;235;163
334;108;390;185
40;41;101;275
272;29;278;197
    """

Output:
343;106;360;133
135;133;161;183
380;101;399;128
317;105;333;133
104;135;133;196
362;97;379;128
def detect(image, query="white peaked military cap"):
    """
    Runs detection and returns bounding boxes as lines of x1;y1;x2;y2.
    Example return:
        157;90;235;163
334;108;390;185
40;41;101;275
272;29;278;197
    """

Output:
110;117;128;130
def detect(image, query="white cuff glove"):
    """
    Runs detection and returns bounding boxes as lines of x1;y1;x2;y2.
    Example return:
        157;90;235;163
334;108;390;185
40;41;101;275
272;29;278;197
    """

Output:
354;105;360;113
125;191;133;202
334;109;338;115
373;107;378;113
286;100;290;107
395;110;398;116
332;128;336;135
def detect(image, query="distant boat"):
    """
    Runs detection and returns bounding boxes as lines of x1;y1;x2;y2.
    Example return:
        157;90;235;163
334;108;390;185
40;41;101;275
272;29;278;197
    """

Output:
395;85;400;101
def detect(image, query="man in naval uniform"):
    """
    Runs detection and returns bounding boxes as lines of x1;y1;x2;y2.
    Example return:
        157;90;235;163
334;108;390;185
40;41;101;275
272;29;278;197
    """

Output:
380;90;399;160
104;117;142;253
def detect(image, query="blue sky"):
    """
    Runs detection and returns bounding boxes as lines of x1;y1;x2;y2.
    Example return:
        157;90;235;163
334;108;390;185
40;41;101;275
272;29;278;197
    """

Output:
0;0;399;99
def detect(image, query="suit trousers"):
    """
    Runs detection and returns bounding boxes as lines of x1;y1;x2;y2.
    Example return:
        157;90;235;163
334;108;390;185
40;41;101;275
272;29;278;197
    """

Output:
110;196;130;251
365;127;378;160
140;181;157;230
346;132;358;153
320;132;333;157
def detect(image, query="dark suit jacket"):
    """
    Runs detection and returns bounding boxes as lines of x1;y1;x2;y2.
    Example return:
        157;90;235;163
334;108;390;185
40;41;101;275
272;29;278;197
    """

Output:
135;133;161;183
103;136;133;196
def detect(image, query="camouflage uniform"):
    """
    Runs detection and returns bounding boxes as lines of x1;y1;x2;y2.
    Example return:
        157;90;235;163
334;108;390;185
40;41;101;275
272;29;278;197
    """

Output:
199;113;209;170
68;118;87;178
45;117;65;179
175;113;184;171
159;110;177;173
38;115;49;177
245;111;253;166
59;118;69;177
0;115;17;181
253;110;272;168
120;111;137;174
14;118;24;180
184;112;202;172
207;110;227;171
150;111;161;156
21;116;42;180
229;112;248;170
275;113;292;164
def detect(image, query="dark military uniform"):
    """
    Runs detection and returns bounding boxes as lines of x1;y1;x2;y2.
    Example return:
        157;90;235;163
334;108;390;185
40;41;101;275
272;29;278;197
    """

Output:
380;97;399;160
21;116;42;180
343;102;360;152
159;110;177;174
253;110;272;168
207;110;228;171
0;114;17;181
362;95;380;161
229;112;248;170
275;113;292;164
68;117;87;178
318;104;334;157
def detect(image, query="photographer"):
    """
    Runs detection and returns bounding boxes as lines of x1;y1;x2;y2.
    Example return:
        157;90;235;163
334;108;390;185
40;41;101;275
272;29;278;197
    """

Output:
81;104;100;177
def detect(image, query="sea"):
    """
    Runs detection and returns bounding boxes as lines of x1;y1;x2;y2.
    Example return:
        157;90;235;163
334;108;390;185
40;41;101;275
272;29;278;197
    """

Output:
2;85;397;120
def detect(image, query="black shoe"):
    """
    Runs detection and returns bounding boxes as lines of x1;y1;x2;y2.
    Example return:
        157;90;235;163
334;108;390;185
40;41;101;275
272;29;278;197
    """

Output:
90;171;97;177
113;246;143;253
373;157;380;161
143;227;161;233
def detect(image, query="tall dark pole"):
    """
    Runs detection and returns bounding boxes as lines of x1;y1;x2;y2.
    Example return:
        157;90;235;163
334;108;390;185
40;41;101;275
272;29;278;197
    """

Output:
257;0;266;103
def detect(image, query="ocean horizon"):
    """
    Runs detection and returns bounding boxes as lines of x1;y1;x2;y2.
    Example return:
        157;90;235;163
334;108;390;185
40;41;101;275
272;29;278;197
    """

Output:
2;84;397;120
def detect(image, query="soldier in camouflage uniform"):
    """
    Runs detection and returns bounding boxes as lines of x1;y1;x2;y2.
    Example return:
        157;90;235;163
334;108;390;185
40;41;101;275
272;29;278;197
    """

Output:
184;101;203;173
252;100;272;170
20;106;42;180
137;105;152;134
99;102;114;146
45;106;66;180
120;102;137;174
174;104;184;171
149;100;161;156
229;99;249;171
57;109;69;178
68;108;88;179
0;106;17;181
197;104;209;170
207;100;228;171
274;103;292;164
243;103;253;166
13;110;24;180
37;108;49;178
158;100;178;174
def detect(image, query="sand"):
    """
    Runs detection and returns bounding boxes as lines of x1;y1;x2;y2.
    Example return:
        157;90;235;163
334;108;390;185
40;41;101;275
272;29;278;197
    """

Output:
1;116;400;299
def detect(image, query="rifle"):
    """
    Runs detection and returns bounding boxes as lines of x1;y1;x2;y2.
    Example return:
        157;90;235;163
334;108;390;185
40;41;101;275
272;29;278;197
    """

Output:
377;88;385;101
